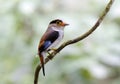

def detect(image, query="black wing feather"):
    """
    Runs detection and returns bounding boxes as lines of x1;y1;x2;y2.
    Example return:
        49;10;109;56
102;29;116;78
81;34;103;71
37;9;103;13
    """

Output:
39;31;59;52
46;31;59;43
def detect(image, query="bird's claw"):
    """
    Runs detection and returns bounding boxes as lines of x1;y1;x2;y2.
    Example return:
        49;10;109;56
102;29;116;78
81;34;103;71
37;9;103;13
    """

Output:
47;48;57;52
47;48;57;60
47;50;51;56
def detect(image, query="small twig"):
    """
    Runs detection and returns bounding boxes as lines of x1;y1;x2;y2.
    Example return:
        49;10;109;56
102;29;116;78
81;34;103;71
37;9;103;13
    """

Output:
34;0;114;84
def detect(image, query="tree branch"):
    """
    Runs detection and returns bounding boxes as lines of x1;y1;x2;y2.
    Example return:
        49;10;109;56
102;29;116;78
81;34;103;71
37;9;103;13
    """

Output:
34;0;114;84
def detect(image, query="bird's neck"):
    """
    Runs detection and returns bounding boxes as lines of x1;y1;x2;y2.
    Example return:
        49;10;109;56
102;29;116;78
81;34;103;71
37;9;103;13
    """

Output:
51;27;64;31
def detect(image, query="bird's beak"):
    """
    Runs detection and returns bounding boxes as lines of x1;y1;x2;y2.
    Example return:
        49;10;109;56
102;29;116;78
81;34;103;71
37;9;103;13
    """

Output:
61;22;69;26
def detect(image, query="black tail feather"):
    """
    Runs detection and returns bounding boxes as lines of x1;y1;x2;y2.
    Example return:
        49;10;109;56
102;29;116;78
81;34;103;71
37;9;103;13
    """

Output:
39;54;45;76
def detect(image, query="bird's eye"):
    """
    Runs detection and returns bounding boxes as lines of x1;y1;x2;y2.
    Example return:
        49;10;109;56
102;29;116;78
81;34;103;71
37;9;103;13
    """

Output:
56;21;61;25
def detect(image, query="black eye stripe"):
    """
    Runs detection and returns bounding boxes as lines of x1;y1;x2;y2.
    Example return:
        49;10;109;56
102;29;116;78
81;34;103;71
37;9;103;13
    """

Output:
50;19;62;24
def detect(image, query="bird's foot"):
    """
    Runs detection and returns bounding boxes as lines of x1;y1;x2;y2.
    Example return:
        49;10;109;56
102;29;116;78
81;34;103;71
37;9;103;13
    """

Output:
47;48;57;60
47;48;57;52
47;50;51;56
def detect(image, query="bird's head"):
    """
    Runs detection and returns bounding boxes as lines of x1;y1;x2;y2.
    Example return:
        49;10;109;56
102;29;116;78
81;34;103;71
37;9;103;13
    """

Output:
49;19;69;29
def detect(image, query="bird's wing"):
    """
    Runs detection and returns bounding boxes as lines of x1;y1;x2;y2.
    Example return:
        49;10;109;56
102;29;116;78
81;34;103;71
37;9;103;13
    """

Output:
38;29;59;76
38;30;59;52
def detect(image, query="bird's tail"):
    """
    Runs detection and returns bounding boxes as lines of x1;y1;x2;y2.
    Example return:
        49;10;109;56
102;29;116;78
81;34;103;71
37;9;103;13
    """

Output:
39;53;45;76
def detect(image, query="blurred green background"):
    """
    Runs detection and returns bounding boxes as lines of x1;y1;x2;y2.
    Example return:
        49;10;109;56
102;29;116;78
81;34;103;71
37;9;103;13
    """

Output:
0;0;120;84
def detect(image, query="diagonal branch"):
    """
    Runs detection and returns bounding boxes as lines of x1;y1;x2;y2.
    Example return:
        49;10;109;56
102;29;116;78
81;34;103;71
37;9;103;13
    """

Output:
34;0;114;84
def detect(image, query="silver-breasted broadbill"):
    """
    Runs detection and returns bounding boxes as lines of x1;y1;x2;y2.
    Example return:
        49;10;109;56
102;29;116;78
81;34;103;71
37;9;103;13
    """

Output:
38;19;69;76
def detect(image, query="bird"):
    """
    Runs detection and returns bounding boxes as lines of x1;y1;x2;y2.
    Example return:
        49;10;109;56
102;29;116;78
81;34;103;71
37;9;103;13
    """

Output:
38;19;69;76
